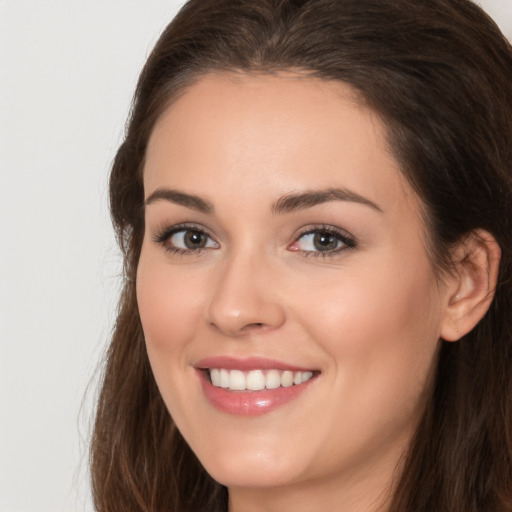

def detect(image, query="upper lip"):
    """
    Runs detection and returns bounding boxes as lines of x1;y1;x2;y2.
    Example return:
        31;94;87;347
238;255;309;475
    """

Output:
194;356;316;372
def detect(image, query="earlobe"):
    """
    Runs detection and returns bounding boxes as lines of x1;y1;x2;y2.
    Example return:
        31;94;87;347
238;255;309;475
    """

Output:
440;229;501;342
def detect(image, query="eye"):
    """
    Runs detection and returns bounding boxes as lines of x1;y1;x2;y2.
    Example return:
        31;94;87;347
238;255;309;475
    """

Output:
289;226;356;256
153;225;219;254
170;229;217;250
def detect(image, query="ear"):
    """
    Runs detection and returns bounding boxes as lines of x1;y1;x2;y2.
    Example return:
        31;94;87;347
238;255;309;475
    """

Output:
440;229;501;342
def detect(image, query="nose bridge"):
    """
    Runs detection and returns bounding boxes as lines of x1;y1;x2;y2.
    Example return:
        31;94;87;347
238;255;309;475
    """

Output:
205;243;285;336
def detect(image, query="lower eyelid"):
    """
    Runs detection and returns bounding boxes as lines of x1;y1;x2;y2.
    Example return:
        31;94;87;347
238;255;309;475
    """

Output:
291;227;356;251
154;226;220;254
153;224;354;257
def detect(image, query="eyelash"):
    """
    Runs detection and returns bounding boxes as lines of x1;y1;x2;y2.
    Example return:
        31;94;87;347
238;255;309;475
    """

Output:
152;223;215;256
152;223;357;258
292;224;357;258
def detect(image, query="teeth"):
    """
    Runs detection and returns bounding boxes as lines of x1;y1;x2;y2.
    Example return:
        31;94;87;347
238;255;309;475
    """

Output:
208;368;314;391
265;369;281;389
229;370;246;391
220;369;230;388
281;370;294;388
210;368;221;386
246;370;265;391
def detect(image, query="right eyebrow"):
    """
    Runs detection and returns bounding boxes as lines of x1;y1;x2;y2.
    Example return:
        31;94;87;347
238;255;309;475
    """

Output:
144;188;214;214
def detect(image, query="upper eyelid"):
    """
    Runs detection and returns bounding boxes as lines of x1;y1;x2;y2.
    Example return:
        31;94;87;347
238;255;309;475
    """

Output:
294;224;356;241
291;224;357;253
153;225;219;257
155;222;212;235
297;225;347;235
152;222;356;249
153;223;216;244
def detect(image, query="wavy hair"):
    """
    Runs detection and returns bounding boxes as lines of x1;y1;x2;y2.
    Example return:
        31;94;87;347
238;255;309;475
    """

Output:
91;1;512;510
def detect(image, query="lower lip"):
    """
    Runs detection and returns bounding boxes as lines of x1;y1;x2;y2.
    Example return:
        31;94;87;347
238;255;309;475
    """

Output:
198;370;316;416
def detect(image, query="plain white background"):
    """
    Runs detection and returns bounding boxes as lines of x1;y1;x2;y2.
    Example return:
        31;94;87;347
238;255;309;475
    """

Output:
0;1;511;511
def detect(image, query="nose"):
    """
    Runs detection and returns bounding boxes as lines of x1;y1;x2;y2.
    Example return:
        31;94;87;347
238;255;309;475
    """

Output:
205;250;286;337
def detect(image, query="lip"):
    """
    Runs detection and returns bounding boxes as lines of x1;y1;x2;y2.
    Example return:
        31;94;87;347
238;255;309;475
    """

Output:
195;356;312;372
194;356;319;416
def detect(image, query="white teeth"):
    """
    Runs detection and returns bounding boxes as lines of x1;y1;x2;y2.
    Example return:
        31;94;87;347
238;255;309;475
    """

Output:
265;369;281;389
208;368;315;391
281;370;294;388
219;369;230;388
246;370;266;391
302;371;313;382
229;370;246;390
210;368;220;386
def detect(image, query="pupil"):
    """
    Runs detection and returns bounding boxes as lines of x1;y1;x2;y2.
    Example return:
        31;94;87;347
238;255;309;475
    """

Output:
313;232;337;251
185;230;206;249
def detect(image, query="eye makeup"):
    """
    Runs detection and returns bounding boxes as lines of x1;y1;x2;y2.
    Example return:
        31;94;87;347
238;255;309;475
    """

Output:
152;220;357;260
289;223;357;259
152;222;219;256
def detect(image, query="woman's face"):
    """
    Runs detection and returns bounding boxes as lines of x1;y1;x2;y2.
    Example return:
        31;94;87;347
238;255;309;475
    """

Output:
137;73;450;505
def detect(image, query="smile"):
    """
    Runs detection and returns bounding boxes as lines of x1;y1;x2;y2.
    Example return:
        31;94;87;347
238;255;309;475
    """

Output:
195;357;319;416
209;368;314;391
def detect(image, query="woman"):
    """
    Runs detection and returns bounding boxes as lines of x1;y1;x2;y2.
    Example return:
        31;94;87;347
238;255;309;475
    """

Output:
90;0;512;510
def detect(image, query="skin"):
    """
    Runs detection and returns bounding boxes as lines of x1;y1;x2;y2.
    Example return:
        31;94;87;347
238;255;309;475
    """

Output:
136;72;467;512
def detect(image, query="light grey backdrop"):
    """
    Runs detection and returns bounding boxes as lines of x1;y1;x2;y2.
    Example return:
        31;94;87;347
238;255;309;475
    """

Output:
1;1;511;511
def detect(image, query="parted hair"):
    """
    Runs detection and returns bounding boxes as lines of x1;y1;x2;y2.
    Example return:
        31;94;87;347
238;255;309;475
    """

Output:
91;1;512;510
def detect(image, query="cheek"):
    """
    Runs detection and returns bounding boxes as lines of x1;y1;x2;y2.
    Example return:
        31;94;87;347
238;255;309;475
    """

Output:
136;249;204;356
136;246;209;429
298;250;442;354
283;256;443;472
135;248;213;428
293;253;442;417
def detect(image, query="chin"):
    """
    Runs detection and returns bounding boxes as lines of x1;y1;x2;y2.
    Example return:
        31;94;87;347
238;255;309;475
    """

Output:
195;442;307;489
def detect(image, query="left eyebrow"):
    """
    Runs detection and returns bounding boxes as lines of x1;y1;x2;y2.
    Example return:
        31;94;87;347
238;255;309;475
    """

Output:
271;187;383;215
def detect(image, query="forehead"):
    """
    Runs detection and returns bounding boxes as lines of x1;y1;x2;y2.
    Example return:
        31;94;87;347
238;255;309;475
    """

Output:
144;72;420;221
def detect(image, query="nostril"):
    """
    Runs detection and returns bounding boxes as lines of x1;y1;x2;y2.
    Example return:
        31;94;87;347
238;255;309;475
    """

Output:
242;322;264;331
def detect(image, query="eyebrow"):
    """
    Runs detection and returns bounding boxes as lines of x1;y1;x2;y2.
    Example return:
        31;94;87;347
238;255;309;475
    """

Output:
144;186;382;215
145;188;214;213
271;188;383;215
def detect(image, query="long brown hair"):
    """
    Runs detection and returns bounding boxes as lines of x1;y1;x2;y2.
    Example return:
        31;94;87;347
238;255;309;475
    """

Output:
91;1;512;510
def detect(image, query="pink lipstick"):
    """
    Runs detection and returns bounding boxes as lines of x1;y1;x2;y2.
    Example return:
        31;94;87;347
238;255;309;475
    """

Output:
195;357;318;416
